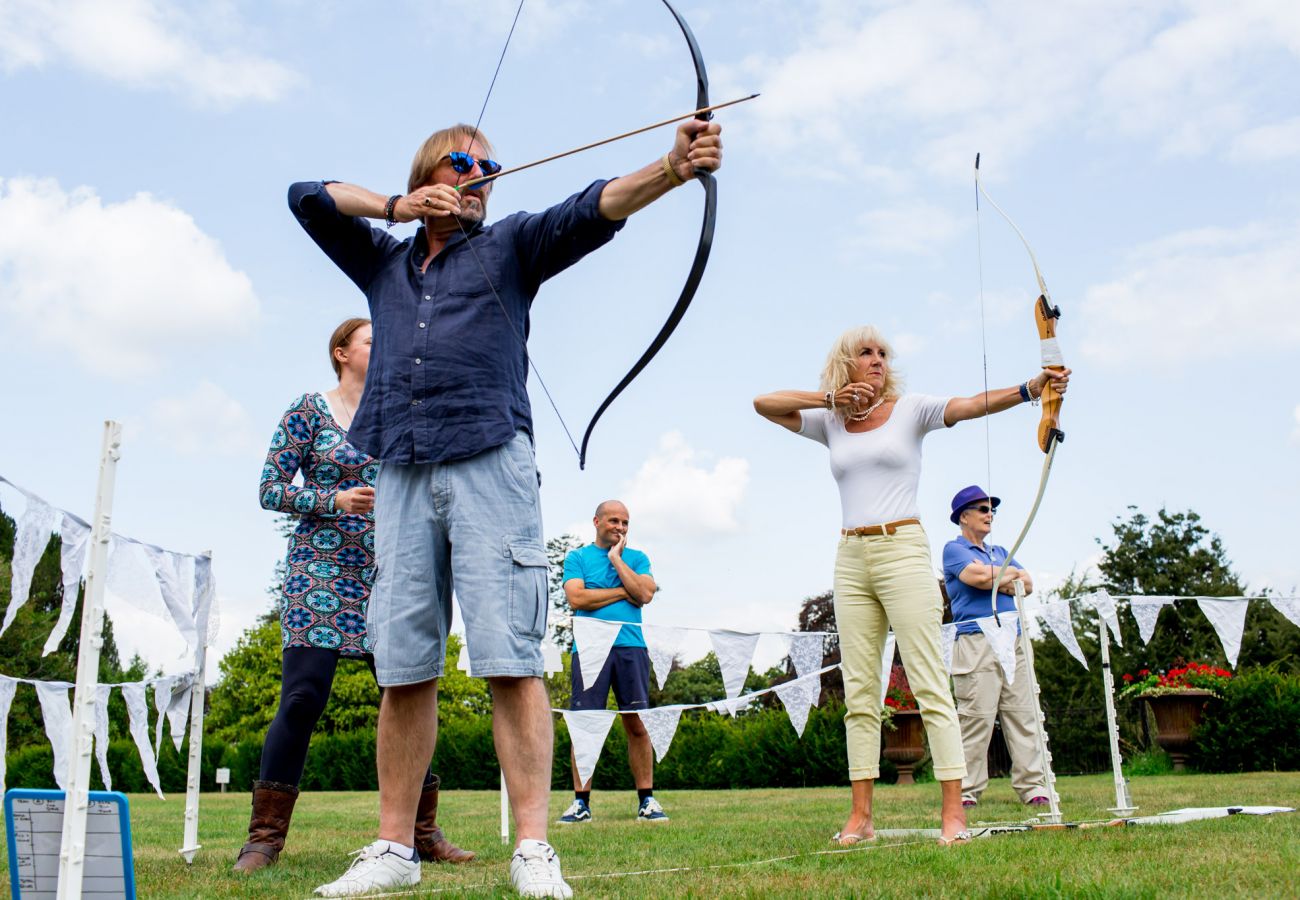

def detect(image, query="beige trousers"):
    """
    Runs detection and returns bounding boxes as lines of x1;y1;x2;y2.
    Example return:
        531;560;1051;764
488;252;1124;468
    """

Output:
833;525;966;782
951;632;1047;802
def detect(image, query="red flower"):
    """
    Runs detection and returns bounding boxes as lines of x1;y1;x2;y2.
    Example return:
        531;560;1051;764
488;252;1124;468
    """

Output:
1138;669;1150;676
1123;674;1134;682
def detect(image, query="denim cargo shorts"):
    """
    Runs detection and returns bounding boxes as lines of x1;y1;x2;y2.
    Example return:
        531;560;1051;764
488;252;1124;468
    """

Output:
368;430;549;685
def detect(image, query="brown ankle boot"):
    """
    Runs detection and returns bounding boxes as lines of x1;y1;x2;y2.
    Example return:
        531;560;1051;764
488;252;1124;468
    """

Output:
414;775;476;863
232;780;299;873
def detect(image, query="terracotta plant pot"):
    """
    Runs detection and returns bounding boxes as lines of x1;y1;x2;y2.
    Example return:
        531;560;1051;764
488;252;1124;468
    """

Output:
883;709;925;785
1143;689;1213;771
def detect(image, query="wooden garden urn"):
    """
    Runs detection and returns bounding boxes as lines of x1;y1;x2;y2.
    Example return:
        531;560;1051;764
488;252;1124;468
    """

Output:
883;709;926;785
1144;689;1213;771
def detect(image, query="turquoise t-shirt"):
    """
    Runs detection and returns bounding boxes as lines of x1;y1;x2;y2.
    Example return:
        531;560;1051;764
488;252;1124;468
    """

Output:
563;543;652;650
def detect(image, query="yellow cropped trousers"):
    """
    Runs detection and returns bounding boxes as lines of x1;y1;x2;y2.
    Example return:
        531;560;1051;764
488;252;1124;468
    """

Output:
833;524;967;782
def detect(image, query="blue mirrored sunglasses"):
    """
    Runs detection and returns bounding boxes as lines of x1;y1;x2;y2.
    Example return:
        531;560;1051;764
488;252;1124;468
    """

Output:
446;151;502;177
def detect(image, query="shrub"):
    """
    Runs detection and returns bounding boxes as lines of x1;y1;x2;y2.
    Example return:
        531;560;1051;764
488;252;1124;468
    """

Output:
1192;666;1300;772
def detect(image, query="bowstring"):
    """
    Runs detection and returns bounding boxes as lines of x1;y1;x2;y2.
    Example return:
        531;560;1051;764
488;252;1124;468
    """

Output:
447;0;583;461
975;155;998;619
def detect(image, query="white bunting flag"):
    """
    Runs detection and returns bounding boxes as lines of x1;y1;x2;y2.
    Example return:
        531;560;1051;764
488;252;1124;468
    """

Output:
1128;597;1174;646
192;554;218;667
976;613;1021;683
165;679;192;752
457;642;471;673
710;630;760;699
0;677;17;790
121;682;164;797
43;515;91;655
786;633;825;681
1036;599;1089;669
3;496;57;636
562;709;617;786
637;706;685;762
878;631;897;706
541;636;563;675
34;683;72;790
775;673;820;737
572;618;622;691
643;625;686;690
710;695;754;717
144;546;199;657
939;623;958;674
1196;597;1248;668
153;676;177;755
1269;597;1300;629
1088;591;1124;646
94;685;113;792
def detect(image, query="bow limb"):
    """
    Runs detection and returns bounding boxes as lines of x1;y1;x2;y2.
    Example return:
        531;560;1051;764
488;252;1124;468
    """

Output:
577;0;717;470
975;156;1067;617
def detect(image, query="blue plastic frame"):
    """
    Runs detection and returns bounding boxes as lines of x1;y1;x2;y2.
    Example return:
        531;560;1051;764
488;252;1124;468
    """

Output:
4;788;136;899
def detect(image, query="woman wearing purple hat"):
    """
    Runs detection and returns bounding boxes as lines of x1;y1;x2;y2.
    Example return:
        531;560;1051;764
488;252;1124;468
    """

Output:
943;486;1050;809
753;325;1068;846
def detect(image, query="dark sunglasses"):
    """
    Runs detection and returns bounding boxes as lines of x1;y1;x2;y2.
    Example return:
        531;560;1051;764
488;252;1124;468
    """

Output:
445;151;502;177
966;504;997;515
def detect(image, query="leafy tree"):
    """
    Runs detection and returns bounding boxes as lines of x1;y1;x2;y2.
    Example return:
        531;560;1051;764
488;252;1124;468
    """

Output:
0;503;136;750
546;533;584;650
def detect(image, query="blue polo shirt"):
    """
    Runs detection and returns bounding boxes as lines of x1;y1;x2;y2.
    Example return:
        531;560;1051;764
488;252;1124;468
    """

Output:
288;180;625;464
564;543;652;650
943;535;1024;635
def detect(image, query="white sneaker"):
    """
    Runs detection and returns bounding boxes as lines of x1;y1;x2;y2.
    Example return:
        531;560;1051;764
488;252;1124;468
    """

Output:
510;839;573;898
314;840;421;897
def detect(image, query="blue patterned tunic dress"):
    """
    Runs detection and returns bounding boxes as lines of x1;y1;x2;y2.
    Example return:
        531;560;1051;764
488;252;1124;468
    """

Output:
260;393;378;656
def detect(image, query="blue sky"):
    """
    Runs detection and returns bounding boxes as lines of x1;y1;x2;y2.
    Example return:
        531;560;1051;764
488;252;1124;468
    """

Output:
2;0;1297;674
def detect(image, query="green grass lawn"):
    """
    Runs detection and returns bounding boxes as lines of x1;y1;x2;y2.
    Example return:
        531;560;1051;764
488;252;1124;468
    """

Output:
6;772;1298;898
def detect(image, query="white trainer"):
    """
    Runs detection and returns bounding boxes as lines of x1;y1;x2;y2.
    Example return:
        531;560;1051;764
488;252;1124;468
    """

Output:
314;840;421;897
510;839;573;898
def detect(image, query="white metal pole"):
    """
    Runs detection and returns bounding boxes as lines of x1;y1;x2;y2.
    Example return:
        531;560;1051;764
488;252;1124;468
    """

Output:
500;769;510;844
56;421;122;900
1097;613;1137;816
1012;581;1062;823
180;551;215;863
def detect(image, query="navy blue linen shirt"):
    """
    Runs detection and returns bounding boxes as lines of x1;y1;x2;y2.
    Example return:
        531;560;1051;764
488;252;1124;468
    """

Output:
288;180;625;464
942;535;1024;635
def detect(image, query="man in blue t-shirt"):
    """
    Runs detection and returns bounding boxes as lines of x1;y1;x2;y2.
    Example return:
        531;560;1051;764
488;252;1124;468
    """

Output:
942;485;1049;809
557;500;667;825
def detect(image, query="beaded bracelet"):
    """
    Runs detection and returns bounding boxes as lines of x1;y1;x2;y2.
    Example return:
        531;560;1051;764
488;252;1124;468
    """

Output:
384;194;402;228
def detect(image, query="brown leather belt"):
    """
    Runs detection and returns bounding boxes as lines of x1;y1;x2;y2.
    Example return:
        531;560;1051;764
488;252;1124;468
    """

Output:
841;517;921;537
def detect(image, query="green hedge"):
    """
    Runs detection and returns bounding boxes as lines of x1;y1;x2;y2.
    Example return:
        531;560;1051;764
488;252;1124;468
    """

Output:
1192;667;1300;772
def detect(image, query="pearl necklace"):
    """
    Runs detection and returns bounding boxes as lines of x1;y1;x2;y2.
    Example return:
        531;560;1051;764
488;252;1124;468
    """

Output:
847;397;886;422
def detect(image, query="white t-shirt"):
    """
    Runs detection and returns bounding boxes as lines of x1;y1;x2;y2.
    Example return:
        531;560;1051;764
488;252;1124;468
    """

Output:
798;393;951;528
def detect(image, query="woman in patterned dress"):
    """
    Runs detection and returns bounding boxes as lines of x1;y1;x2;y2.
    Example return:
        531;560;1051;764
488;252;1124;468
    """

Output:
235;317;474;872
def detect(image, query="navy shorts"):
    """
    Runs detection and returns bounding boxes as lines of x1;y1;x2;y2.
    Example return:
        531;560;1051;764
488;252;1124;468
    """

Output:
570;646;651;711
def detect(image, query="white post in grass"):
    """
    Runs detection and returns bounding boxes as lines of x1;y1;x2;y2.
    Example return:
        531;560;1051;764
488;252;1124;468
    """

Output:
56;421;122;900
1097;613;1137;816
500;769;510;844
180;550;215;864
1013;581;1061;824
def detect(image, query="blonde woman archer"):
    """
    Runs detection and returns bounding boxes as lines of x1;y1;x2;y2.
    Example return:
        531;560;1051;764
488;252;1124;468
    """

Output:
753;324;1069;846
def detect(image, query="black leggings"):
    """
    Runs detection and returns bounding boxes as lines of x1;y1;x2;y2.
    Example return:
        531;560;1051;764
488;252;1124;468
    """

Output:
260;646;434;788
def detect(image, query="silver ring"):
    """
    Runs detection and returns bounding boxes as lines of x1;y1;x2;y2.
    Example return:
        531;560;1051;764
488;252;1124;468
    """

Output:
423;197;432;206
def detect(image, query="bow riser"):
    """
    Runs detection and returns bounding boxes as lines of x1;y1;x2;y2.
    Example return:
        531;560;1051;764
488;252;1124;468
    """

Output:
1034;295;1065;452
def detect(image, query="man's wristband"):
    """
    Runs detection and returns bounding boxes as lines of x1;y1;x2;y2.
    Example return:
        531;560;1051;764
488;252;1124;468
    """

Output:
384;194;402;228
824;390;835;410
661;154;685;187
1018;382;1032;403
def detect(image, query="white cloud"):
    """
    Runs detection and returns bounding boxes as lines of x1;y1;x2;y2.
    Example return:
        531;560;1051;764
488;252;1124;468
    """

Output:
620;432;749;539
0;177;259;375
1079;221;1300;367
1291;404;1300;445
732;0;1300;181
1230;117;1300;162
845;201;964;257
144;380;258;456
0;0;299;104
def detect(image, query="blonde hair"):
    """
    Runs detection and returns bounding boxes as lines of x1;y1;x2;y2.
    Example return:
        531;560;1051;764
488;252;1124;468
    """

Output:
328;317;371;379
818;325;905;418
407;125;496;194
